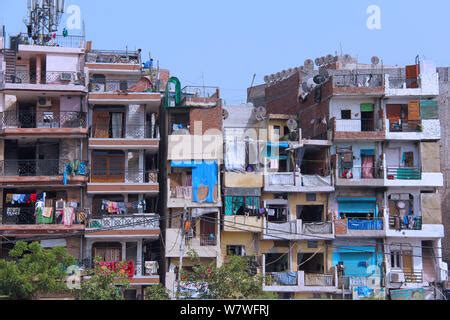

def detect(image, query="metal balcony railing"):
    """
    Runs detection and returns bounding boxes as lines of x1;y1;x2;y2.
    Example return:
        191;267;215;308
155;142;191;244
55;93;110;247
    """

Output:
302;221;333;235
5;70;82;85
185;234;218;247
388;119;422;132
265;272;298;286
347;218;384;231
16;33;85;48
88;214;160;230
335;119;377;132
86;49;141;64
304;273;334;286
1;110;87;129
90;123;158;139
89;78;141;92
90;169;159;184
389;215;422;231
338;166;384;180
333;74;383;88
267;172;296;186
386;167;422;180
181;86;220;105
1;207;85;226
0;159;87;177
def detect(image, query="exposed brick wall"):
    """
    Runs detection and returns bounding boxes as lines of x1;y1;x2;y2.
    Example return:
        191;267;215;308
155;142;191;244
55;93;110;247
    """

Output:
189;104;223;135
66;236;82;260
298;80;333;139
265;72;300;115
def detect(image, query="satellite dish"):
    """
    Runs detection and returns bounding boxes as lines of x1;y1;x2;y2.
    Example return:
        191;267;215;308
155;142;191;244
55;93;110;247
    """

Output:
371;56;380;65
315;58;321;66
319;57;325;66
264;75;270;83
313;75;326;85
287;119;298;131
222;109;229;120
253;106;267;121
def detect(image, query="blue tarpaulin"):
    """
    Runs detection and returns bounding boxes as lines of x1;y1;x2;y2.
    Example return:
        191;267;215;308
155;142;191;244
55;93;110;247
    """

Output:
171;160;218;203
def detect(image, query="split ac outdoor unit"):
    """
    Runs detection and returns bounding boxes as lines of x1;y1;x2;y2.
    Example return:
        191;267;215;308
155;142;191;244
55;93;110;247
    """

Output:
390;272;405;283
37;97;52;107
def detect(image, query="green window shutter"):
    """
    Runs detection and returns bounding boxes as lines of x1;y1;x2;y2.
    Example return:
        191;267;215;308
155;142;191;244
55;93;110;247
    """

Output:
420;100;438;119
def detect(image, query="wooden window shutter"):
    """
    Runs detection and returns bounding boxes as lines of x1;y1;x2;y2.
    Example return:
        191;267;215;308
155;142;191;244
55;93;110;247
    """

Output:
93;111;111;138
405;65;420;88
407;101;420;121
386;104;402;120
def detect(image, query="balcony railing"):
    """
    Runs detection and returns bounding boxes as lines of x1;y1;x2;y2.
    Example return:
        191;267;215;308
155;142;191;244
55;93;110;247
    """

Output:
338;166;384;180
186;234;217;247
389;215;422;231
89;78;140;92
90;169;158;184
333;74;383;88
86;50;141;64
302;221;333;235
15;33;85;48
267;172;296;186
0;159;87;177
388;120;422;132
181;86;220;105
387;77;421;89
5;70;82;85
265;272;298;286
1;110;87;129
1;207;85;226
88;214;160;230
347;218;384;231
386;167;422;180
335;119;377;132
304;273;334;286
90;124;158;139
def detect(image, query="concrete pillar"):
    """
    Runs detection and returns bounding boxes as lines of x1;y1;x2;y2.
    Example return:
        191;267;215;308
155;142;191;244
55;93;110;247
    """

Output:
139;149;144;183
121;242;126;261
36;55;41;84
137;240;143;276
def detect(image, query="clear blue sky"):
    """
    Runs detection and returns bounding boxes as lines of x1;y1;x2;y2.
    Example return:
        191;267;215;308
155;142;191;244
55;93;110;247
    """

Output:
1;0;449;105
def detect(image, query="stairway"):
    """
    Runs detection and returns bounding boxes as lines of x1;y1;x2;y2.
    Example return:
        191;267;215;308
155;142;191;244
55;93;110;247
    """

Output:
3;49;17;83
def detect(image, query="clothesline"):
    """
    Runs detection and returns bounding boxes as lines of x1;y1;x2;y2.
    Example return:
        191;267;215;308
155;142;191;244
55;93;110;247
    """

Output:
101;199;146;214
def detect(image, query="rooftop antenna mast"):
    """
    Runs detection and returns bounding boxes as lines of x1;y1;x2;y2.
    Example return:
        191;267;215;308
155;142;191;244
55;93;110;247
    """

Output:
26;0;65;45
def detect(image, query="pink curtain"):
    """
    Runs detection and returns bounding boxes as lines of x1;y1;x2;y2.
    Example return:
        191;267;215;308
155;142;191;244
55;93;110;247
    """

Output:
362;156;374;178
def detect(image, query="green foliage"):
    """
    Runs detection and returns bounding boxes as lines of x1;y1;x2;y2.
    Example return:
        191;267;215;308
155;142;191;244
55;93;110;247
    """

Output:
77;257;130;300
182;255;276;300
0;241;76;300
145;284;170;300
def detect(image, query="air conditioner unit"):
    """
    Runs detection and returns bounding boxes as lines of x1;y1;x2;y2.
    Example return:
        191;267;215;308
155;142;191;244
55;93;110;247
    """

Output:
37;97;52;107
390;271;405;283
60;72;73;81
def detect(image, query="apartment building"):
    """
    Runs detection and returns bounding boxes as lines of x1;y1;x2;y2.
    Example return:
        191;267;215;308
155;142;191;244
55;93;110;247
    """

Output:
161;77;224;297
0;31;88;259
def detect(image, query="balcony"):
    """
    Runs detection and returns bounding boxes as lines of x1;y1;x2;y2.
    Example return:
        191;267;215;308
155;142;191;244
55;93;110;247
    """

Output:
180;86;220;107
332;74;384;96
386;215;444;238
386;167;421;180
385;167;443;188
165;228;219;258
86;214;160;239
15;33;85;49
385;119;441;140
263;271;338;293
385;73;439;97
264;172;333;193
0;110;87;138
332;118;385;141
3;70;85;91
223;215;263;233
87;169;159;194
336;166;384;187
334;218;385;237
0;207;85;236
85;49;142;73
0;159;88;186
262;219;334;240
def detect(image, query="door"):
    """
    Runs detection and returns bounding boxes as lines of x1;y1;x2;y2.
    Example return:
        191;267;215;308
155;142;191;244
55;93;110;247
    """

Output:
200;213;217;245
18;103;36;128
91;151;125;183
92;111;111;138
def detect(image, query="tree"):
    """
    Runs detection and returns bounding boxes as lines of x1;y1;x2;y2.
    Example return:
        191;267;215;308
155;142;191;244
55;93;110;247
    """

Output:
77;257;130;300
0;241;76;300
182;255;276;300
145;284;170;300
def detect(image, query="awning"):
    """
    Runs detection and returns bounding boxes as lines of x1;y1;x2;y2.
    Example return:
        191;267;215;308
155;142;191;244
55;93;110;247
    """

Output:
337;198;377;215
360;103;374;112
361;149;375;156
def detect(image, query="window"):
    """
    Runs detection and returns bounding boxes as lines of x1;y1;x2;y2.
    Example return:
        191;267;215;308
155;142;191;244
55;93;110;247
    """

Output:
390;251;401;269
341;110;351;120
306;193;317;202
227;245;246;256
273;126;281;140
225;196;260;216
